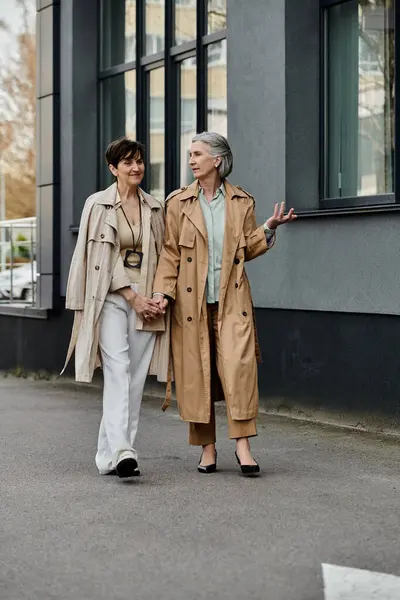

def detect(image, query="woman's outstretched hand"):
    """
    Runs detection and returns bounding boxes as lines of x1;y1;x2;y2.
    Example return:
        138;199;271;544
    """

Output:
266;202;297;230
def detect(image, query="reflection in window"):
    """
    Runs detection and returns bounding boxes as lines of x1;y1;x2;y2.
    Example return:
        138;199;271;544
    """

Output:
175;0;196;45
101;71;136;185
101;0;136;69
180;58;197;186
145;0;165;55
207;39;227;137
0;0;36;221
326;0;394;198
208;0;226;34
149;68;165;200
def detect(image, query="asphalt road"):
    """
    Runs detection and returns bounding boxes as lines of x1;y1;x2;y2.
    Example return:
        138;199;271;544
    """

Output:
1;377;399;600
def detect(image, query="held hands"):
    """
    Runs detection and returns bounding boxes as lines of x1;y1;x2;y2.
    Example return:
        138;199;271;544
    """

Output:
266;202;297;230
152;293;169;314
129;293;163;322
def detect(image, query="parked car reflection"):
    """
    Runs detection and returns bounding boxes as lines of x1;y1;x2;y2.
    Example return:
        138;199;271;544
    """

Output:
0;261;37;303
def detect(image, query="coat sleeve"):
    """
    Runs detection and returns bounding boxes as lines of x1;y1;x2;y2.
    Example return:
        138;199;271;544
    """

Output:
65;198;94;310
243;198;273;262
152;197;181;300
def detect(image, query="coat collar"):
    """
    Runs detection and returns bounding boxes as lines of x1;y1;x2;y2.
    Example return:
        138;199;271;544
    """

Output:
178;179;248;202
95;182;160;210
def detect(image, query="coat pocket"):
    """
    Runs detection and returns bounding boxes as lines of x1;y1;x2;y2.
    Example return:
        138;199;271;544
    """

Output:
234;232;247;264
237;233;246;249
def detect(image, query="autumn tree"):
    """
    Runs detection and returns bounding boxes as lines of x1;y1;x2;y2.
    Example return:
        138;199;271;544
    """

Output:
0;0;36;219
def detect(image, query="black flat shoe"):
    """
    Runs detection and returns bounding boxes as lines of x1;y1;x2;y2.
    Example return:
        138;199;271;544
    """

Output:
235;451;260;477
198;450;217;474
105;468;140;476
116;457;139;478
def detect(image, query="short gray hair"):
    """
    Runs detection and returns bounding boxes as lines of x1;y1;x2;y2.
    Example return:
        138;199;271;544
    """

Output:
192;131;233;179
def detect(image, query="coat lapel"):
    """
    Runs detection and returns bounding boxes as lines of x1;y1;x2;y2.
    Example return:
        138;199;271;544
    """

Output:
180;181;208;242
96;183;119;232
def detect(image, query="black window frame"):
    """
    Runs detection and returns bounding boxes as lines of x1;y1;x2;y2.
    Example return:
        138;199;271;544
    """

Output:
98;0;227;196
319;0;399;213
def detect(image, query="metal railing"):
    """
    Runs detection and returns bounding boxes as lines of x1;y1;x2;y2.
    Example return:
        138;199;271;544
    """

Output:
0;217;37;306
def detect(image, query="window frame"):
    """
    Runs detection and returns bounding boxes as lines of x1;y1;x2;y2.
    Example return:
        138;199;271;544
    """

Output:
98;0;227;195
319;0;399;212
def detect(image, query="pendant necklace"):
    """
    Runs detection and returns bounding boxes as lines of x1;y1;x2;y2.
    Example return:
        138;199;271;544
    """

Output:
121;198;144;270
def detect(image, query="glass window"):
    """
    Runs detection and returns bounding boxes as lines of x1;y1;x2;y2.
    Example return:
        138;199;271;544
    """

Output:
101;70;136;185
207;39;227;136
0;0;36;221
149;68;165;200
101;0;136;69
145;0;165;56
325;0;394;198
208;0;226;34
175;0;196;45
179;57;197;186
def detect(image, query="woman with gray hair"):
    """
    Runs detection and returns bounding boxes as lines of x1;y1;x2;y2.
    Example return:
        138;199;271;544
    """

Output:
153;132;296;476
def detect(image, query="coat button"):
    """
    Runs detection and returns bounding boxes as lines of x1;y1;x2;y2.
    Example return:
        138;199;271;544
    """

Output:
187;287;192;292
234;258;240;265
100;234;105;239
95;265;100;270
187;317;192;322
242;311;247;317
187;257;192;263
235;283;238;288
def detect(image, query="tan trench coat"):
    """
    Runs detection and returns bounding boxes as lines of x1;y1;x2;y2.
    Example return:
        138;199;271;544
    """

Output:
152;180;273;424
62;182;170;383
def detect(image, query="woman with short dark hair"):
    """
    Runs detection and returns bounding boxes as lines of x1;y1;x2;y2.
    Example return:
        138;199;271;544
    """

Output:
63;137;169;478
153;132;296;476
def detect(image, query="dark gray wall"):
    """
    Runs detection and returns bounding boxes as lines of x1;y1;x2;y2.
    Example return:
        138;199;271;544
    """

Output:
228;0;400;316
36;0;60;309
60;0;99;296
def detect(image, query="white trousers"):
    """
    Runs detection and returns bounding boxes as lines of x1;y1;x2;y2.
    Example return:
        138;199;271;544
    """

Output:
95;288;156;475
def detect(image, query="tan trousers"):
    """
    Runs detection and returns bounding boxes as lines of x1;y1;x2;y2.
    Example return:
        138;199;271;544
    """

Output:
189;303;257;446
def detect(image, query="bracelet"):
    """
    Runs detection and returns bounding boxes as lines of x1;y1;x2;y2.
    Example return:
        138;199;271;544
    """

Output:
152;292;165;298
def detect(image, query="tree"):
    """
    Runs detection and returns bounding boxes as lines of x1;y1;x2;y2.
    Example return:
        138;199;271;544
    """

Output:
0;0;36;219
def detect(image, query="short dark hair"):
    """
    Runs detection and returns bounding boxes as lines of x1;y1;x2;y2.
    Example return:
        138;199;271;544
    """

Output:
105;137;146;168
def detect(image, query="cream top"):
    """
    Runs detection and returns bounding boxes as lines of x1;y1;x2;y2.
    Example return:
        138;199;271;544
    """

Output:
116;206;143;284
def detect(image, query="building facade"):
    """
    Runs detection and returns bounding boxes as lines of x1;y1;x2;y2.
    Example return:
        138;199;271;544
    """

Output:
1;0;399;424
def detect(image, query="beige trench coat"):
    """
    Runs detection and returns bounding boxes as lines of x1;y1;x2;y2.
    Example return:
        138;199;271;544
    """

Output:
152;180;273;423
62;182;170;383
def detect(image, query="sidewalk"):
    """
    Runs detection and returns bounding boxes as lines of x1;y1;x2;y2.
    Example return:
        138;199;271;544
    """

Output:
1;376;400;600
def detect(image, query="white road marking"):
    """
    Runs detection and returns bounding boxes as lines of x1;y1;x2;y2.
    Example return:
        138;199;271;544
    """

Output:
322;563;400;600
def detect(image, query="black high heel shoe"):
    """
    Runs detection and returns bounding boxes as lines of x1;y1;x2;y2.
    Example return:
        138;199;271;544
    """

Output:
197;450;217;474
235;451;260;477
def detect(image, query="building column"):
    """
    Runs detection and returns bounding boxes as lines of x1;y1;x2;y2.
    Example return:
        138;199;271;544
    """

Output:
59;0;99;296
36;0;60;309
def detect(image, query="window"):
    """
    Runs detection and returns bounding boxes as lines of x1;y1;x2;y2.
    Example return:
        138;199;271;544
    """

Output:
207;39;227;136
99;0;227;194
101;70;136;185
208;0;227;34
179;58;197;186
149;68;165;200
175;0;196;44
145;0;165;56
323;0;395;206
101;0;136;69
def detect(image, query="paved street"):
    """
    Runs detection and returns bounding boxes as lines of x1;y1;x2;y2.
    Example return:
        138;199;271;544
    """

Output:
1;377;400;600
